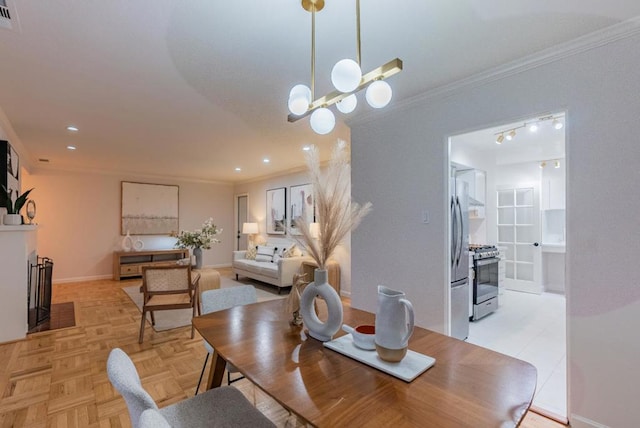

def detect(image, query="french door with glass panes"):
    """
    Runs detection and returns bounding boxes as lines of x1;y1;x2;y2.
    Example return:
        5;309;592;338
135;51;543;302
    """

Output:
496;184;543;294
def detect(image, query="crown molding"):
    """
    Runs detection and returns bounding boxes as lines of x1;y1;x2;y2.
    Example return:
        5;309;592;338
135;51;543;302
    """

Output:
350;16;640;127
30;163;233;186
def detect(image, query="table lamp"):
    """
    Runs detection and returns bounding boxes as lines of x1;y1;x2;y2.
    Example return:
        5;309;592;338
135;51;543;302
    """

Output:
242;222;259;248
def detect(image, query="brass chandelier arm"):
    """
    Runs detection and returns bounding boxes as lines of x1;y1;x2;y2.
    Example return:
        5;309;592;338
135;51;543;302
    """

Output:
311;2;316;100
356;0;361;66
288;58;403;122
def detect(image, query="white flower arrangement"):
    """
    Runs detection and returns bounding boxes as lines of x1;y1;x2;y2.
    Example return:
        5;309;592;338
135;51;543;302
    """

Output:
172;218;222;250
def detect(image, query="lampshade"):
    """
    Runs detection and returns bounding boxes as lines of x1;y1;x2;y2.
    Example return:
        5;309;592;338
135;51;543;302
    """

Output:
331;59;362;93
309;222;320;239
242;222;259;234
365;80;392;108
336;94;357;114
288;84;312;115
310;108;335;134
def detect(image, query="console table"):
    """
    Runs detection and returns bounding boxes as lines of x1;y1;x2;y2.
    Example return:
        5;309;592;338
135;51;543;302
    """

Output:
112;249;188;280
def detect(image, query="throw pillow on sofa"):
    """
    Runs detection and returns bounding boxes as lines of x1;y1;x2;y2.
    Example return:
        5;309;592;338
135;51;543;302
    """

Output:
283;243;299;258
255;245;276;262
246;246;257;260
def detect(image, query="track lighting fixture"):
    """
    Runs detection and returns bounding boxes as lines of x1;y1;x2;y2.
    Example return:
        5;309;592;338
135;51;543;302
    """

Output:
287;0;403;134
538;159;561;169
493;114;564;145
553;119;564;130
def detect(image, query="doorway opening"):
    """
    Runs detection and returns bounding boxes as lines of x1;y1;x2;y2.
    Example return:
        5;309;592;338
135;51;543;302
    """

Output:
448;112;567;422
235;194;248;251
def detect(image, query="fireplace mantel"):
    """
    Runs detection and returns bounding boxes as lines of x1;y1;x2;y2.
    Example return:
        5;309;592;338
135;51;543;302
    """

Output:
0;225;38;343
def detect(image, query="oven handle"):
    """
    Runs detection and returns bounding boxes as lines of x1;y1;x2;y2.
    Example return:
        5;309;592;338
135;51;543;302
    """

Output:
475;258;499;267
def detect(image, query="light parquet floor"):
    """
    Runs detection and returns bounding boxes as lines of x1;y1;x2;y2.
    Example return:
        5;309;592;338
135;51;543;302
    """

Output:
0;268;565;427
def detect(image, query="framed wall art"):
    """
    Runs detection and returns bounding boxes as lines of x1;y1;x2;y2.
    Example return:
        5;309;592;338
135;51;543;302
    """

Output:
121;181;179;235
1;140;20;206
266;187;286;235
289;183;314;235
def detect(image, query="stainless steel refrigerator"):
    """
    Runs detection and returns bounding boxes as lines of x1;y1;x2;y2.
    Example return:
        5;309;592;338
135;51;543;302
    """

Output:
450;177;469;340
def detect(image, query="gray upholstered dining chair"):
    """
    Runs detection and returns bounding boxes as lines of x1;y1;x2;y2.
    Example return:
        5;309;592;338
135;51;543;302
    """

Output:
195;285;257;394
106;347;274;428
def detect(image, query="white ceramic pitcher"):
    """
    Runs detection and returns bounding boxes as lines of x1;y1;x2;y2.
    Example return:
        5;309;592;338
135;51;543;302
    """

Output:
375;285;415;362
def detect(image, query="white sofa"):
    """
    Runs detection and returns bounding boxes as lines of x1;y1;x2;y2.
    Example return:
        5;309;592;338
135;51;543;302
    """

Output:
232;250;306;292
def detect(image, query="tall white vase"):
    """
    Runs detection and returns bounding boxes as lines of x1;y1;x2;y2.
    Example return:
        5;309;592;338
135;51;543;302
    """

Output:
121;231;134;252
300;269;343;342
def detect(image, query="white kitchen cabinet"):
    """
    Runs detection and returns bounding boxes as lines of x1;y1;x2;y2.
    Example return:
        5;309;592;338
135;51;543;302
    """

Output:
456;169;486;219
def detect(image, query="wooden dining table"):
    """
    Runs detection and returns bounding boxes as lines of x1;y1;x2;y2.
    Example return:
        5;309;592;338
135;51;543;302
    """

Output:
192;299;537;427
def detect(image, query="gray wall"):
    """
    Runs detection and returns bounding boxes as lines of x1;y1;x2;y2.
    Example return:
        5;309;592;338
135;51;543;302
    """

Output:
351;31;640;427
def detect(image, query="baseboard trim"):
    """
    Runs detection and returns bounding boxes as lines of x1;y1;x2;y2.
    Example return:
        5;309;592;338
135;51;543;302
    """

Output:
52;264;233;284
53;274;112;284
569;414;610;428
530;404;568;425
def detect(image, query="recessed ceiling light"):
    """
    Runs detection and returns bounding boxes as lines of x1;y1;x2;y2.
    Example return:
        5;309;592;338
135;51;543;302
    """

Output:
528;123;538;132
553;119;564;130
234;167;241;172
263;158;270;164
302;146;311;151
66;126;79;132
67;145;76;150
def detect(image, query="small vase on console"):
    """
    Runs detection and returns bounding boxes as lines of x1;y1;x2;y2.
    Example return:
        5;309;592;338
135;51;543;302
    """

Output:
300;269;343;342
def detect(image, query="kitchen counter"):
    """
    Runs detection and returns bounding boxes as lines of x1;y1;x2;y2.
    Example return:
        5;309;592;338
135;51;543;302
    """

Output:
542;242;566;253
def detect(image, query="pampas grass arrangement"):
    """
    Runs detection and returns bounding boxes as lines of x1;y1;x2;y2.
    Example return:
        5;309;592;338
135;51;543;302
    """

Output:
294;140;372;269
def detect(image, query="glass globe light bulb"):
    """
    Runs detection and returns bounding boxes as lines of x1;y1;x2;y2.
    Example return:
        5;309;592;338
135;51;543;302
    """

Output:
288;84;311;115
331;59;362;93
336;94;357;114
365;80;392;108
309;108;335;135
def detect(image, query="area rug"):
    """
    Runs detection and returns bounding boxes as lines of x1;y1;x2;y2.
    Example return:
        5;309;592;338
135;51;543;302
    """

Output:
123;276;288;332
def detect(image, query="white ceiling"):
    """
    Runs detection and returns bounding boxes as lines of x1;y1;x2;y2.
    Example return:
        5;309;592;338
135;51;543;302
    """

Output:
0;1;638;182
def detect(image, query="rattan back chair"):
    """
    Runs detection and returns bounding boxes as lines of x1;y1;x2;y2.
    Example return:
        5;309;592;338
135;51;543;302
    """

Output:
138;265;200;343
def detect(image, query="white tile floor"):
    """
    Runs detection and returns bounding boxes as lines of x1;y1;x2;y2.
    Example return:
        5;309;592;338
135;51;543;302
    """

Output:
467;290;567;419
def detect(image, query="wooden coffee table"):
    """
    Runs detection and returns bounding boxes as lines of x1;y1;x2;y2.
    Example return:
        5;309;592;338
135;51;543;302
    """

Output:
193;299;536;427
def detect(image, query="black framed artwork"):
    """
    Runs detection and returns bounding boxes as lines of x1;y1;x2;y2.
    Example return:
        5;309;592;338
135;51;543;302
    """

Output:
0;140;20;206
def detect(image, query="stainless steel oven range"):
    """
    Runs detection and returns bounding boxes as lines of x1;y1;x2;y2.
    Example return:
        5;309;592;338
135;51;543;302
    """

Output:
470;245;500;321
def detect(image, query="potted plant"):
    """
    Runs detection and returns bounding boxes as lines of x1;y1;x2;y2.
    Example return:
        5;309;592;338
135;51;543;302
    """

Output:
1;185;34;225
171;218;222;269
